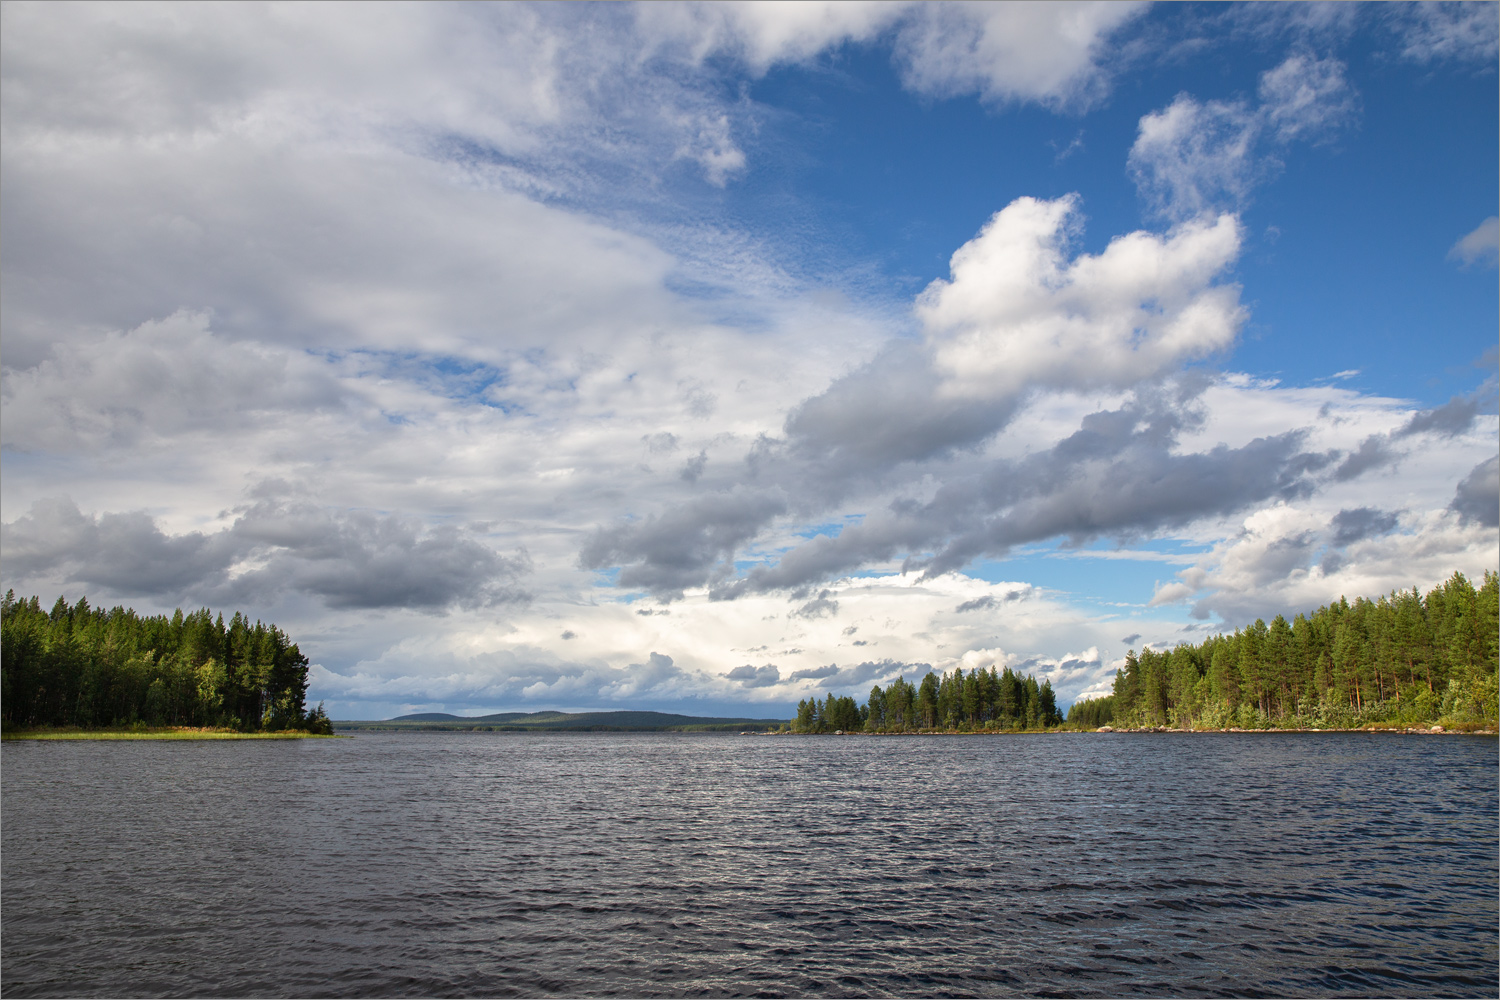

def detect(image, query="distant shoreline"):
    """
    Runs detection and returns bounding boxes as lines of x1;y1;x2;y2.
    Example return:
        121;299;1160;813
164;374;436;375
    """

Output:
327;722;1497;736
333;722;784;733
336;709;787;733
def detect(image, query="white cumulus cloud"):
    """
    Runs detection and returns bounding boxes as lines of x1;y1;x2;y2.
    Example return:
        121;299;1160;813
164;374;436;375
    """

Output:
919;195;1245;400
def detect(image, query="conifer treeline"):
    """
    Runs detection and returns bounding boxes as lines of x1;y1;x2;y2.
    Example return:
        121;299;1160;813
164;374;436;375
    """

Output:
0;592;331;732
1069;571;1499;730
795;666;1064;732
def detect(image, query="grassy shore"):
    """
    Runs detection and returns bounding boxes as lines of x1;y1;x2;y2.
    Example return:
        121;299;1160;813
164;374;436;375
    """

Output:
2;726;343;741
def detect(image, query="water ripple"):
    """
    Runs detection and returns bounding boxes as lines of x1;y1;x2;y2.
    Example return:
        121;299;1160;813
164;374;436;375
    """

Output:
3;732;1496;997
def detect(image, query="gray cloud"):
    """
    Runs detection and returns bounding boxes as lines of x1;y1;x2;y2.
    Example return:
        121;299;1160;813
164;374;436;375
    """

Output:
794;659;930;691
728;400;1333;594
0;496;237;596
1333;433;1395;481
1008;649;1103;684
229;502;530;610
1326;397;1477;485
644;432;679;454
680;450;708;483
1120;633;1142;645
1396;396;1479;438
1330;507;1400;546
955;587;1027;613
723;663;781;688
607;395;1339;603
723;659;913;691
1;496;529;611
579;488;787;600
1450;456;1499;528
791;591;839;620
786;664;839;681
0;312;350;453
784;343;1017;478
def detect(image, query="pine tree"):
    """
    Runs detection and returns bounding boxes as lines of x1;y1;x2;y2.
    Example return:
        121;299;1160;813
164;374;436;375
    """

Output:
1;595;315;731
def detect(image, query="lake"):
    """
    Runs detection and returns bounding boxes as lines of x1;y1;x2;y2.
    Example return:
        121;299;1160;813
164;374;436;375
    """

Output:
3;732;1496;997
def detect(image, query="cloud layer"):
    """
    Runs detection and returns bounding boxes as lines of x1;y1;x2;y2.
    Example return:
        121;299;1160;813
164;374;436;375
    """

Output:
2;497;530;611
2;3;1494;718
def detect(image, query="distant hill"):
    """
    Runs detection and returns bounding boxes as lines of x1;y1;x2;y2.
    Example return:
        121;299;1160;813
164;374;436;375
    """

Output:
337;710;787;732
388;711;573;723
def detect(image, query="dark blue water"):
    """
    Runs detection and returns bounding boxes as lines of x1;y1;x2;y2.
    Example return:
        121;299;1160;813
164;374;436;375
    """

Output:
3;732;1496;997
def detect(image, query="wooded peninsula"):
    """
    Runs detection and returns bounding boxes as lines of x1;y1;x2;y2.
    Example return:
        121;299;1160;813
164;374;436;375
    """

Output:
1070;570;1498;732
793;570;1498;734
1;591;332;735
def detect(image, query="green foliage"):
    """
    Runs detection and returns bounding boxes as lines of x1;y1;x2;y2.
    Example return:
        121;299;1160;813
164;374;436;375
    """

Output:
793;693;866;733
827;664;1063;733
303;702;334;735
1107;570;1499;729
1066;695;1114;728
1;592;316;733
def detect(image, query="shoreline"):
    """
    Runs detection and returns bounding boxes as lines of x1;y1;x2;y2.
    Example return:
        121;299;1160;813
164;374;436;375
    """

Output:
766;723;1498;736
328;725;1498;737
11;725;1491;740
2;727;345;741
1086;728;1494;734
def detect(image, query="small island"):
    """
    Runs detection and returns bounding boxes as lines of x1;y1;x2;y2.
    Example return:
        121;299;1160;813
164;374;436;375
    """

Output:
1;591;334;739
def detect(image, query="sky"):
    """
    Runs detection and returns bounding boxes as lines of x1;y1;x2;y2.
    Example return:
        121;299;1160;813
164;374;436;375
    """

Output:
2;1;1497;721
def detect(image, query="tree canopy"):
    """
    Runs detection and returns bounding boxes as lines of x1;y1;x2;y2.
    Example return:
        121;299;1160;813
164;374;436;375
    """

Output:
1069;571;1499;730
794;665;1063;733
1;592;330;733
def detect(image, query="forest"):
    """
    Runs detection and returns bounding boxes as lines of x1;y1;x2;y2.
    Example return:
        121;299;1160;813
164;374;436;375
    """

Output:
0;591;331;733
1068;570;1499;731
795;570;1498;734
795;665;1064;732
